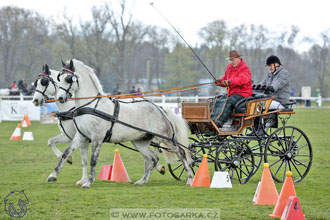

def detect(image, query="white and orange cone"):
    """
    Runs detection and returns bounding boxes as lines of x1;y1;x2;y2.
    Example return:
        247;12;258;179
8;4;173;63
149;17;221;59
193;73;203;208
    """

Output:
10;123;21;140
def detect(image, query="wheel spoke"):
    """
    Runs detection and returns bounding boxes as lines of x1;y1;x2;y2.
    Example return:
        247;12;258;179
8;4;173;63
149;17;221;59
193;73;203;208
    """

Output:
283;160;288;182
289;160;303;179
269;142;284;154
295;144;307;151
292;158;308;168
274;133;286;152
178;167;184;179
273;158;285;177
236;165;249;177
269;157;285;168
236;169;242;184
172;163;183;172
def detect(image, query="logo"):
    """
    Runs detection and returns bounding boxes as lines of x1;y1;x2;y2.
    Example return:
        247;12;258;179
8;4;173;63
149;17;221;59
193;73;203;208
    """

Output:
4;190;29;218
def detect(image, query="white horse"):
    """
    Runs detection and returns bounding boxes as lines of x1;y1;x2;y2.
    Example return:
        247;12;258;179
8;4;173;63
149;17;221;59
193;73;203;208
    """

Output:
47;59;193;188
32;65;76;165
32;64;167;182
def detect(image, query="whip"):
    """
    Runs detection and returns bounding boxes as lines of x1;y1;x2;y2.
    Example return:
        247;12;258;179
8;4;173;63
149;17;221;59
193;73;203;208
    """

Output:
149;2;216;80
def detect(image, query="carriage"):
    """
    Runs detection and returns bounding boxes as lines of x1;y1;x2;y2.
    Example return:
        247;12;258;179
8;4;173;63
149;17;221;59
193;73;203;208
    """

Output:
34;61;312;188
168;92;313;184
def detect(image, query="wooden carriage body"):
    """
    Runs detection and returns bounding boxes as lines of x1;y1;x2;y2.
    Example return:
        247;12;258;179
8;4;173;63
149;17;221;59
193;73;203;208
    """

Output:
182;96;280;136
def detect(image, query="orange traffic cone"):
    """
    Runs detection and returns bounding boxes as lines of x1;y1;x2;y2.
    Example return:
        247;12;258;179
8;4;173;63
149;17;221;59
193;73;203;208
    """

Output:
269;171;297;218
254;163;278;205
110;149;131;182
191;154;210;187
21;114;31;127
10;124;21;140
98;165;113;180
301;103;305;108
281;196;305;220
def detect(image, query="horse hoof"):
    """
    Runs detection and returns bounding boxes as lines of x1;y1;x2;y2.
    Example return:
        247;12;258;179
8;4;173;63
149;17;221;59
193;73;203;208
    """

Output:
134;180;146;186
81;183;90;189
159;166;165;175
47;177;57;182
186;179;193;186
67;156;73;165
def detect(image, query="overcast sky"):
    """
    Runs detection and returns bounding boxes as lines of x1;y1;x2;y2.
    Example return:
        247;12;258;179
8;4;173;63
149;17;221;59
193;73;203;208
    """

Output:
1;0;329;52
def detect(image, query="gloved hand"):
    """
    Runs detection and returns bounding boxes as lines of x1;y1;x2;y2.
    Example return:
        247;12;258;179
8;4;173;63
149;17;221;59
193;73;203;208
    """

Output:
221;80;231;87
261;85;268;90
266;85;275;92
214;79;222;86
256;84;262;90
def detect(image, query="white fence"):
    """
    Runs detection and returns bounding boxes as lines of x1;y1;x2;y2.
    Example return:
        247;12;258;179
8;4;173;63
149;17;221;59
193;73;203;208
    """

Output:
0;95;329;121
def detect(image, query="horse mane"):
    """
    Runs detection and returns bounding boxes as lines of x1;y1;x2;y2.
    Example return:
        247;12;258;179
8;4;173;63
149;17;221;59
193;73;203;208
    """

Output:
72;59;105;95
50;69;60;82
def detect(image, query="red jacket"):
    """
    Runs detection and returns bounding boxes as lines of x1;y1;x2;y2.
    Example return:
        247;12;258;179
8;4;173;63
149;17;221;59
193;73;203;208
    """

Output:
219;59;252;97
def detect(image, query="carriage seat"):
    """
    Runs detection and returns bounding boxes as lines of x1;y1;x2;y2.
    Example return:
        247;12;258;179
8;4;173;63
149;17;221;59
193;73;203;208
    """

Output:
233;93;271;114
269;99;296;113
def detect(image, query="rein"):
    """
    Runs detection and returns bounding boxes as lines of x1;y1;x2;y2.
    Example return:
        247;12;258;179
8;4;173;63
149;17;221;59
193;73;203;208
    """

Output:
45;82;212;103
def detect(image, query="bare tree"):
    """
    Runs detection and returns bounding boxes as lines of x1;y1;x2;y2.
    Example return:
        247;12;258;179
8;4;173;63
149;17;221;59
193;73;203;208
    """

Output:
80;6;111;77
55;10;80;58
0;6;49;88
105;0;149;90
309;31;330;97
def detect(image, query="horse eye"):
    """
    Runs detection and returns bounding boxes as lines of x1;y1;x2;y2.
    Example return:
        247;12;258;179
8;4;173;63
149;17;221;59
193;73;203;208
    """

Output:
65;75;73;83
41;77;49;86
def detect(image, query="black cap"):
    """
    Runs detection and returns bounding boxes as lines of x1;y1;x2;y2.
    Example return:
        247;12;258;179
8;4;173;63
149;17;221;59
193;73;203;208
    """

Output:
266;55;281;66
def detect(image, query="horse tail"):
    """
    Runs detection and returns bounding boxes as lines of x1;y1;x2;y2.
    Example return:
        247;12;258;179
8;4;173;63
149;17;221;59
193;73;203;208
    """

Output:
161;107;193;165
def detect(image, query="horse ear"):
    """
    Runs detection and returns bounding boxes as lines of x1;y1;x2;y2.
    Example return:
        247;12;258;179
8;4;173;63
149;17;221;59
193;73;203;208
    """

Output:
61;59;66;67
42;65;45;72
69;60;75;71
45;64;50;75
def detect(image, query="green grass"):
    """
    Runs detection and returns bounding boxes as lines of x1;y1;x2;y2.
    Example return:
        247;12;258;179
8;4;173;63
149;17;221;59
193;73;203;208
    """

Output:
0;108;330;219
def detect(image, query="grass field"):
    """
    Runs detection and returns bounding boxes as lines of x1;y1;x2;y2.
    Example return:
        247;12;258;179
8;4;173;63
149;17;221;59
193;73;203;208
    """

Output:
0;108;330;219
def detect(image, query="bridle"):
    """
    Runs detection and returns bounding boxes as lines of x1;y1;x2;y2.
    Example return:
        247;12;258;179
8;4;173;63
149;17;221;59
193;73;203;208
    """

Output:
34;73;57;100
57;68;79;98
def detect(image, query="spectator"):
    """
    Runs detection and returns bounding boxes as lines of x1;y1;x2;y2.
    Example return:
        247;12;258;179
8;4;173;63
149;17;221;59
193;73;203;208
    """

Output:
10;81;17;89
136;88;142;95
129;86;136;94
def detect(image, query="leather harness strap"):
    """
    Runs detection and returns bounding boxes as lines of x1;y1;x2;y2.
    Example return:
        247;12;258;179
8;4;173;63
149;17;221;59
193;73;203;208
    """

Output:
55;107;75;140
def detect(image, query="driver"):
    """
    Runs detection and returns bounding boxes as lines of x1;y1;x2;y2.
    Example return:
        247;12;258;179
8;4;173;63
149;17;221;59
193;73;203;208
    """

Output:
212;50;252;128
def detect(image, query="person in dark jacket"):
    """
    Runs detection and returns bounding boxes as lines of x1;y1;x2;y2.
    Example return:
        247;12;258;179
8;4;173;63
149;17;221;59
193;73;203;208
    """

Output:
212;50;252;127
259;55;290;109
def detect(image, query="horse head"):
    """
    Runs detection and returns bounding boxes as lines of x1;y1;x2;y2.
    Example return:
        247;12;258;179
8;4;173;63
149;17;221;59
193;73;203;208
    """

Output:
32;64;57;106
57;59;79;103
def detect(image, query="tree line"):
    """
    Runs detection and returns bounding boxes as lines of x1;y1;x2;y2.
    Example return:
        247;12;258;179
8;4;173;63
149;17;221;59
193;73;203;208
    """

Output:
0;1;329;97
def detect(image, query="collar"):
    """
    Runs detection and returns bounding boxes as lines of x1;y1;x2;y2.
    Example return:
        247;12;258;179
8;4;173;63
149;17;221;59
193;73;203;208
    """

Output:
271;65;283;75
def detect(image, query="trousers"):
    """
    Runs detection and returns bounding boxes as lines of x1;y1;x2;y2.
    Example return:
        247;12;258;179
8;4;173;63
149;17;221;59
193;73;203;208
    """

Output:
210;94;244;123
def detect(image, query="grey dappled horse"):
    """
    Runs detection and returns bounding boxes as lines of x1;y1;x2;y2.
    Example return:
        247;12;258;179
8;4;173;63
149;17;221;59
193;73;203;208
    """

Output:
32;65;76;165
47;59;193;188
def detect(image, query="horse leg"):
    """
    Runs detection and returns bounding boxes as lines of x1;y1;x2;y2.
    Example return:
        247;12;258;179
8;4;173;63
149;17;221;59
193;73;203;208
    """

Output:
76;141;89;186
154;147;165;175
47;135;86;182
48;134;73;164
164;140;194;185
133;140;158;185
82;139;103;189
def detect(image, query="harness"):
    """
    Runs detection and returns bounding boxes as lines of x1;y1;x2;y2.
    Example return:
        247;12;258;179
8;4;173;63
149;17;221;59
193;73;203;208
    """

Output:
34;73;56;100
35;72;75;140
58;67;187;151
54;107;75;140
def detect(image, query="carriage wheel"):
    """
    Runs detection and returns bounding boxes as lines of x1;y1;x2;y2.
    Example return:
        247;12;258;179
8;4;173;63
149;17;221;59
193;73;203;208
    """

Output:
241;127;264;176
215;140;255;184
168;137;205;181
264;126;312;183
